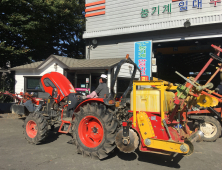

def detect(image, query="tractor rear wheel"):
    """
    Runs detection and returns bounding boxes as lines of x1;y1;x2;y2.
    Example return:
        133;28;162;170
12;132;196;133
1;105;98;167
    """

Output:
24;112;48;144
199;116;221;142
72;103;118;160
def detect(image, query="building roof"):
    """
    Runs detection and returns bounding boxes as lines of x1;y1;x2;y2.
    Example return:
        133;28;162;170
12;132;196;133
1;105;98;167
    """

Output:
10;55;124;70
0;69;11;73
10;61;44;70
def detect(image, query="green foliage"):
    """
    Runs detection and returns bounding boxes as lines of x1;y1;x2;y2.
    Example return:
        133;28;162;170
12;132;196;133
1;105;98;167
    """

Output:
0;0;85;100
0;0;85;70
0;72;14;102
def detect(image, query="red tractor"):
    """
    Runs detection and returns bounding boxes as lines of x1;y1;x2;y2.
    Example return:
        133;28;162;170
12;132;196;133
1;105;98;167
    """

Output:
23;56;138;159
23;55;205;160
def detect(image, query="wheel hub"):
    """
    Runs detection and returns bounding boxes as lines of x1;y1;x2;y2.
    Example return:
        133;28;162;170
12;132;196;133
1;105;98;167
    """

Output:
78;116;104;148
92;127;98;133
200;122;217;138
26;120;38;138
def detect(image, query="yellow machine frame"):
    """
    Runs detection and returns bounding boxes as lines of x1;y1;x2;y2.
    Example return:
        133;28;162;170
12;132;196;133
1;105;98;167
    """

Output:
132;81;191;154
132;80;177;127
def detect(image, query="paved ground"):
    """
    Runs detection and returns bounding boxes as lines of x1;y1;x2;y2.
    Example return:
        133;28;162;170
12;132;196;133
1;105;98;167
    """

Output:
1;114;222;170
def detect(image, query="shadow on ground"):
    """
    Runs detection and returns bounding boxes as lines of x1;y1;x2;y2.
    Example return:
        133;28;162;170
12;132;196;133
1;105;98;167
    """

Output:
40;126;63;145
104;148;182;168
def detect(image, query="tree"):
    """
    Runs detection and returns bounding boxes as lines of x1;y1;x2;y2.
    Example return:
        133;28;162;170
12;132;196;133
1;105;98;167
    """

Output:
0;0;85;98
0;0;85;70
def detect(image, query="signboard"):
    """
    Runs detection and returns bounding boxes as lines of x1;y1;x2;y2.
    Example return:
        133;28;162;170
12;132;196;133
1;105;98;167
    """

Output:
134;41;152;80
141;0;221;16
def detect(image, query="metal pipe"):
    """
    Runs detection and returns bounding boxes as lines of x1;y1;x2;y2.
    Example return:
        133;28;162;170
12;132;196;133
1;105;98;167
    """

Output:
162;119;172;140
205;67;222;85
193;49;220;87
193;58;214;83
190;130;204;143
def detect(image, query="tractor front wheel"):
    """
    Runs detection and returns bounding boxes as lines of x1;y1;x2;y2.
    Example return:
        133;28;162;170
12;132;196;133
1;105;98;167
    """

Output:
72;103;118;160
23;112;48;144
199;116;221;142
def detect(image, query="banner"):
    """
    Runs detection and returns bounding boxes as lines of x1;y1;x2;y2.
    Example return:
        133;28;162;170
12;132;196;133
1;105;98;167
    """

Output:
134;40;152;80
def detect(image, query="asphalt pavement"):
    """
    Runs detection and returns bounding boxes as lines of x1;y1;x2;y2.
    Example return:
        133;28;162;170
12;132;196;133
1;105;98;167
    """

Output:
0;114;222;170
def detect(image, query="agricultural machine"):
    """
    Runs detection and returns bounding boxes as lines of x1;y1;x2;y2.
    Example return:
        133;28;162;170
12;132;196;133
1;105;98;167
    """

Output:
182;45;222;142
20;53;207;160
0;91;45;115
153;44;222;143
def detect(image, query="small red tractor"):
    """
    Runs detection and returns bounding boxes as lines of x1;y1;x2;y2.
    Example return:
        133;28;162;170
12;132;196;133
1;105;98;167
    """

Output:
20;54;208;160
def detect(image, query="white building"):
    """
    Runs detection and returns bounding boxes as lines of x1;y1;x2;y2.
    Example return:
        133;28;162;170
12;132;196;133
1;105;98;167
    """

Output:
11;55;123;97
84;0;222;85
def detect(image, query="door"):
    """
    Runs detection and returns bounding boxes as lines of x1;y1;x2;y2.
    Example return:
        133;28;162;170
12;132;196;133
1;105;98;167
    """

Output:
76;74;90;95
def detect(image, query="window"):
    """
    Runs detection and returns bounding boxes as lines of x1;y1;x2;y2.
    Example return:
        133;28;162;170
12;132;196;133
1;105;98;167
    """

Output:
117;78;132;98
24;77;42;97
117;77;139;98
43;78;56;88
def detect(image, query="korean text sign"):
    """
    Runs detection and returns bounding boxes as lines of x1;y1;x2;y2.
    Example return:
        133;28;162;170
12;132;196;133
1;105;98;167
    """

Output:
134;41;152;80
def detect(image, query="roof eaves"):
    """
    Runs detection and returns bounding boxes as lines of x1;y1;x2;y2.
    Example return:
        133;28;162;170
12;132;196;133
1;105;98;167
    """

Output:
10;61;44;70
36;55;70;70
67;66;111;70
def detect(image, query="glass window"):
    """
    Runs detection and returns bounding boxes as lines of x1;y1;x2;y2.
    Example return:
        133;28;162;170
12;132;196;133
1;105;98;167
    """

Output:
25;77;42;97
27;78;41;90
43;78;56;88
117;78;131;97
117;77;138;98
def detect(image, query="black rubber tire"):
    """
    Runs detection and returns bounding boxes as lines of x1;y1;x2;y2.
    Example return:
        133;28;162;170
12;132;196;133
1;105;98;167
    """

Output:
199;116;221;142
72;103;118;160
23;112;48;144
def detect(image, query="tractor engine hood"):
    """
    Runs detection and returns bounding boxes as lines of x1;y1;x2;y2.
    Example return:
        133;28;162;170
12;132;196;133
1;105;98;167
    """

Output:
41;72;76;100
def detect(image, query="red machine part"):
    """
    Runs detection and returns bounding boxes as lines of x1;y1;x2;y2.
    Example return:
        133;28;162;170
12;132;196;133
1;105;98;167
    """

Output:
0;91;42;105
122;122;127;127
0;91;21;103
211;44;222;52
58;99;105;134
58;104;72;134
19;92;40;104
73;98;104;113
41;72;76;102
78;115;104;148
185;107;222;118
182;44;221;95
26;120;37;138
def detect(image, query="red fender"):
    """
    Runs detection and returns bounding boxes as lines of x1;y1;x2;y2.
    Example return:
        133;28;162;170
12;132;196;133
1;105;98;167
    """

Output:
72;98;105;120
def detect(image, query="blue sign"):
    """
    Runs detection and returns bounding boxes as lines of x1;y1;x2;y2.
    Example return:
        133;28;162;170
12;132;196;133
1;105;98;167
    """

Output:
134;41;152;80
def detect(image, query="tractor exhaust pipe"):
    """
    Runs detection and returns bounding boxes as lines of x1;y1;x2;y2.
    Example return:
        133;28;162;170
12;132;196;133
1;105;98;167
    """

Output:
188;130;204;143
